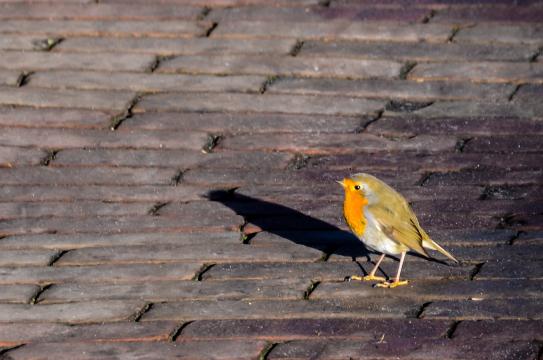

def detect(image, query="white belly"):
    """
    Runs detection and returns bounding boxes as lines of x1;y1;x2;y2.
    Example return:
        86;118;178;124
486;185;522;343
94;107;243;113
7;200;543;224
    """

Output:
359;207;407;255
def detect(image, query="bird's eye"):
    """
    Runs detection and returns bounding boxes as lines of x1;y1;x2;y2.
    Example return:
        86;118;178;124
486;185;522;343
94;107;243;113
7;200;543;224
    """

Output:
354;185;361;190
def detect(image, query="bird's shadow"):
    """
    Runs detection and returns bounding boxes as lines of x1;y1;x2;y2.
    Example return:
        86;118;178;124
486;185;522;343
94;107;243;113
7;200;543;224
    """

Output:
207;190;450;273
207;189;371;261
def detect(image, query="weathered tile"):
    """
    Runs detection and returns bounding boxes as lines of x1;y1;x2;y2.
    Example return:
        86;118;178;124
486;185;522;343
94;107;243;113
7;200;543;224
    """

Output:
476;259;543;280
0;128;209;149
0;167;177;186
143;298;421;321
165;0;321;5
0;250;57;267
432;6;543;23
413;200;542;217
310;153;543;172
28;71;264;93
0;87;135;111
455;24;543;45
0;34;58;51
422;168;542;186
367;116;543;136
40;279;308;303
158;54;402;80
0;321;176;347
0;263;203;285
311;280;542;301
0;147;46;168
0;231;239;251
0;51;155;72
409;62;543;83
0;301;145;323
453;320;543;341
134;92;385;116
124;111;362;133
269;338;539;360
53;148;292;168
0;107;111;129
464;136;543;153
0;69;22;87
517;231;543;245
0;214;243;237
0;19;210;37
202;262;363;282
219;133;456;154
214;20;452;42
512;83;543;106
390;101;542;119
0;3;202;20
57;37;295;55
0;201;151;220
301;40;536;62
0;285;39;304
269;78;512;102
0;185;206;203
53;243;322;265
479;184;543;201
181;318;449;340
421;299;543;320
3;340;266;360
210;5;431;23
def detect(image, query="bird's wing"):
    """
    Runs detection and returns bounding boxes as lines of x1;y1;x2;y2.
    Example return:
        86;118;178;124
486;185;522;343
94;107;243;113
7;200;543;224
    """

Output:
367;203;429;257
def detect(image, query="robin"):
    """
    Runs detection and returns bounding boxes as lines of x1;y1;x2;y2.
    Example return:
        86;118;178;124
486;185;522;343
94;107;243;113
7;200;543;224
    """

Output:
338;173;458;288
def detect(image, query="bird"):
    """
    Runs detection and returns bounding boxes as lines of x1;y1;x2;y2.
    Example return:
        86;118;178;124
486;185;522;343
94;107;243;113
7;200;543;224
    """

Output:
338;173;458;288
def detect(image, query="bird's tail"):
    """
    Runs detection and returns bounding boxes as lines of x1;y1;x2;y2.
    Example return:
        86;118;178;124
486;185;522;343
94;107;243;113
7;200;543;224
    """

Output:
423;239;459;263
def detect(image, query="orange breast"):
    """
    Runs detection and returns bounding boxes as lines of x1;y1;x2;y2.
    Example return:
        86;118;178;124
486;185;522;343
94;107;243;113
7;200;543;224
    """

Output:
343;191;368;238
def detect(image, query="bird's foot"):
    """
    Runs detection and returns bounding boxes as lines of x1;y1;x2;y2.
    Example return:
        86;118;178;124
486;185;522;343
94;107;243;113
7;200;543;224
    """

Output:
349;274;387;282
374;280;409;288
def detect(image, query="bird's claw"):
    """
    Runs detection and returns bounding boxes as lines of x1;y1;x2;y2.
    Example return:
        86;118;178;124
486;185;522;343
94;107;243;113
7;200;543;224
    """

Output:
374;280;409;288
349;274;387;282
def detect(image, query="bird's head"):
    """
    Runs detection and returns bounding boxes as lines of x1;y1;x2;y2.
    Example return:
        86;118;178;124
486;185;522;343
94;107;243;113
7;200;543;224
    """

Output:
337;173;381;203
337;177;363;194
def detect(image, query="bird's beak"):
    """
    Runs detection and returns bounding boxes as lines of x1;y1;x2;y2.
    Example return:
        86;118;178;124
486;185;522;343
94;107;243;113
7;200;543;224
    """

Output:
336;180;345;188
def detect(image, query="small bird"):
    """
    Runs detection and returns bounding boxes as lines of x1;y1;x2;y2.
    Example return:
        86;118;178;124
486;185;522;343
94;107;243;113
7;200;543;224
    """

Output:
338;173;458;288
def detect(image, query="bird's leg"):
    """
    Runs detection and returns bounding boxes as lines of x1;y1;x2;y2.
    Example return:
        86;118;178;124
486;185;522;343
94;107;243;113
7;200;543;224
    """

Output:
375;252;409;288
350;253;386;282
